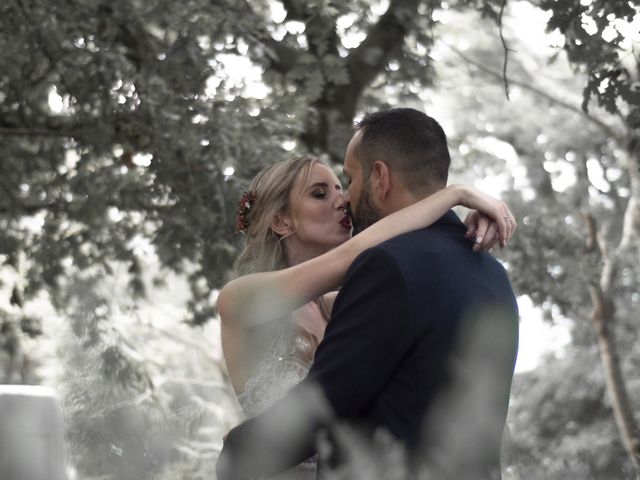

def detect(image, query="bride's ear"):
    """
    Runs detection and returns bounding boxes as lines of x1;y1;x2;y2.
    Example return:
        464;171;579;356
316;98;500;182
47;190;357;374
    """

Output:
271;212;294;237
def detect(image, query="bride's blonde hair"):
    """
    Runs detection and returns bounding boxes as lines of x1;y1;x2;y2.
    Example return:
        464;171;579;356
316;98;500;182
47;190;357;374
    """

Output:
233;155;321;276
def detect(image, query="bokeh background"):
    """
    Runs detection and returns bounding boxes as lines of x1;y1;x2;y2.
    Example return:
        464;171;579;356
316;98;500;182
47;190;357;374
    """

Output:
1;0;639;478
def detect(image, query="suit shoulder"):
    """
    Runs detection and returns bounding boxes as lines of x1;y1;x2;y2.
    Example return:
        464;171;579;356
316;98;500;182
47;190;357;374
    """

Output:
350;242;405;273
374;228;444;261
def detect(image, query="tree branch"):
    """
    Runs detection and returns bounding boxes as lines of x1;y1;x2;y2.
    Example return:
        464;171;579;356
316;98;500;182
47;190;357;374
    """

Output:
0;109;147;142
230;0;304;75
0;127;79;137
498;0;512;100
345;0;420;93
281;0;310;21
280;0;340;57
445;43;624;142
584;213;640;476
620;135;640;252
584;212;598;252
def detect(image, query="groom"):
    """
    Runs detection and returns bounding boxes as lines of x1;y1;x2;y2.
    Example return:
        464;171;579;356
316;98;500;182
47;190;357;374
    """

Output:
217;108;519;479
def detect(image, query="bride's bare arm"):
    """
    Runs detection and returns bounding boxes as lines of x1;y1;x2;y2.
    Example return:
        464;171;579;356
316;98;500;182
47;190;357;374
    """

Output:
217;184;515;328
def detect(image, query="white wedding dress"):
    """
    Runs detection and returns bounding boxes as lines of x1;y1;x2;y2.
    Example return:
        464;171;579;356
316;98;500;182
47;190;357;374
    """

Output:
237;316;318;480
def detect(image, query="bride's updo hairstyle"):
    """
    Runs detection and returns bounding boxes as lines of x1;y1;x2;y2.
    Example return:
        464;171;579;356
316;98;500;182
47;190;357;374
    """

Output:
233;155;321;276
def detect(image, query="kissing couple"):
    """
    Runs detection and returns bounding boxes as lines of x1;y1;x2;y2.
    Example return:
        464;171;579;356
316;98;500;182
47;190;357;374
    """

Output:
216;108;519;479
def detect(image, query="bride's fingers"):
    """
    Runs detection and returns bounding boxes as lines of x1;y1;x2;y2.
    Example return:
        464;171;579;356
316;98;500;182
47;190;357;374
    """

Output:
465;203;515;251
464;211;478;238
472;215;490;251
497;205;513;246
502;207;516;245
480;222;500;250
487;208;507;248
508;210;517;236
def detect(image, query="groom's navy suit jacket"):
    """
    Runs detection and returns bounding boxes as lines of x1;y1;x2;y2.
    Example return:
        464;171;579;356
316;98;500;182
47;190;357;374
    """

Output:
217;211;519;479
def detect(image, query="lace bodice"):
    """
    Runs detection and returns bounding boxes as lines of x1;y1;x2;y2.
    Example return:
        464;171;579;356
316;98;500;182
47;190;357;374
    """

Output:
236;315;318;479
237;317;314;418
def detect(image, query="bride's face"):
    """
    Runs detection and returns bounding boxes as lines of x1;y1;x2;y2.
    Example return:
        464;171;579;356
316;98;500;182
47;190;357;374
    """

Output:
280;163;351;262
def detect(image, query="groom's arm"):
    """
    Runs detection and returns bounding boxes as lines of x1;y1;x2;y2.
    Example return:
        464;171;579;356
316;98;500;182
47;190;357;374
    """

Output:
306;246;413;417
216;379;332;480
216;247;411;479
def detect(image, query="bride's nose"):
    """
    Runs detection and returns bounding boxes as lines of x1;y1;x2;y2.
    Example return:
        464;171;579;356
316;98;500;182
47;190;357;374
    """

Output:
336;192;348;211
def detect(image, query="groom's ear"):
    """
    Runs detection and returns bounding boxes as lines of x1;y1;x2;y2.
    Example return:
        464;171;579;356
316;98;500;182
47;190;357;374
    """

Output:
372;161;391;199
271;212;294;236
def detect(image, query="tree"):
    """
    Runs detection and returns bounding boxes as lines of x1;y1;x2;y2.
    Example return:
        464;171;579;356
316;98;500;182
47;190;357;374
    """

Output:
424;4;640;476
539;0;640;130
55;266;238;480
3;0;635;335
0;0;504;372
2;0;640;478
0;0;293;329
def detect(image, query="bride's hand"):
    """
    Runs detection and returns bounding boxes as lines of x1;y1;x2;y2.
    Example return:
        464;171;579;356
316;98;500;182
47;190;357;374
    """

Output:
454;185;516;250
464;212;503;251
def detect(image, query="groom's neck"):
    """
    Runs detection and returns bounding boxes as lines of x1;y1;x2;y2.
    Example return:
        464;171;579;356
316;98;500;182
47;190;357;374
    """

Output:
381;186;440;217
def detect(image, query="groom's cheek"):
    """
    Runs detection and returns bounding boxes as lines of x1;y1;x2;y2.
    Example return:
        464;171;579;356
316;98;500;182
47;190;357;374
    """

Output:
346;203;362;236
346;202;354;221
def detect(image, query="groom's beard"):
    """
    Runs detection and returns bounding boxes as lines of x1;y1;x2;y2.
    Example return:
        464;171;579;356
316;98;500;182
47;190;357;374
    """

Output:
350;183;382;235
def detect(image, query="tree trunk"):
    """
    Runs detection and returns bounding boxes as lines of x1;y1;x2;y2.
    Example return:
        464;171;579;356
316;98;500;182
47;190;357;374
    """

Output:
237;0;424;163
485;57;640;473
300;99;359;163
589;284;640;477
585;213;640;477
296;0;421;163
621;135;640;254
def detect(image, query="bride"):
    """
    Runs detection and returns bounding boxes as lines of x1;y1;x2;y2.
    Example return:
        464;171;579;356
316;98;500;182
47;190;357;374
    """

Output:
217;155;515;478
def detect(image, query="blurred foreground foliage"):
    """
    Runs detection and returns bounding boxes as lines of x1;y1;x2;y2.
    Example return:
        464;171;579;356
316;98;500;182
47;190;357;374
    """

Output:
0;0;639;478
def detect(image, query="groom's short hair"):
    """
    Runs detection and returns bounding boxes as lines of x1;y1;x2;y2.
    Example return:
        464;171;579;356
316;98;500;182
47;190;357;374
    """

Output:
354;108;451;195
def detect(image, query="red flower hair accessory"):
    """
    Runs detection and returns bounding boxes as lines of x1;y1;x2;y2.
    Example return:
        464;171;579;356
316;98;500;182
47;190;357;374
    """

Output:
235;191;256;233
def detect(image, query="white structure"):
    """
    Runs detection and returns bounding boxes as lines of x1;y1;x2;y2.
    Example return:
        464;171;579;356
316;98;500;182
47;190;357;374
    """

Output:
0;385;66;480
